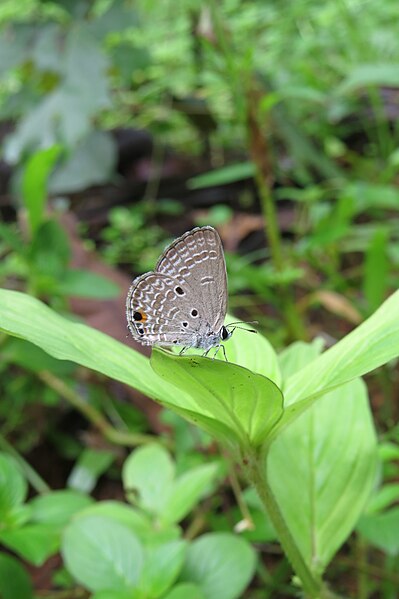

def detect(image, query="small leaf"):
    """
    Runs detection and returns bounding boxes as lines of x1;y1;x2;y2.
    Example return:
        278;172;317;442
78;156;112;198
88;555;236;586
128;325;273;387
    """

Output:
161;463;220;525
357;507;399;556
29;490;93;526
29;219;70;279
21;145;62;233
92;591;134;599
163;583;205;599
67;449;115;494
363;227;389;313
122;445;175;514
180;533;256;599
138;540;187;597
151;350;284;450
0;524;60;566
0;554;33;599
0;453;27;517
188;163;255;190
62;515;143;592
79;500;153;534
364;483;399;515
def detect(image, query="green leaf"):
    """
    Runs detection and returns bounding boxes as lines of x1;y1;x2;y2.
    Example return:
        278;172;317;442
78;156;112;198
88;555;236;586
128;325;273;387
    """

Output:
0;453;27;517
67;449;115;494
268;378;377;574
92;592;134;599
151;350;284;450
122;445;175;515
0;289;183;406
29;219;70;280
278;338;324;383
180;533;256;599
365;483;399;515
138;540;187;597
224;316;281;385
2;338;75;376
0;554;33;599
49;131;116;194
284;290;399;407
21;145;62;233
62;515;143;592
57;268;120;299
161;462;220;525
363;227;389;313
0;524;60;566
338;64;399;94
29;490;93;525
188;163;255;190
357;507;399;556
79;501;159;541
163;583;205;599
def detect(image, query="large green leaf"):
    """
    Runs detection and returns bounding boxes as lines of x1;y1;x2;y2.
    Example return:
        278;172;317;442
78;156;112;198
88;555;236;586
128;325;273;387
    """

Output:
151;350;284;449
62;515;143;592
284;289;399;406
268;378;377;574
180;533;256;599
0;289;182;406
0;554;33;599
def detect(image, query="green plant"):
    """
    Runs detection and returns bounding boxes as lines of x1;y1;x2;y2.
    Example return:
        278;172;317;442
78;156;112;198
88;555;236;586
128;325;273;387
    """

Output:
2;287;399;596
0;444;256;598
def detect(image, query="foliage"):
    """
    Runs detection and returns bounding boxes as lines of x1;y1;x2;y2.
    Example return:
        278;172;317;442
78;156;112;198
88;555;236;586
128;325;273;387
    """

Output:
2;287;399;595
0;446;255;599
0;0;399;597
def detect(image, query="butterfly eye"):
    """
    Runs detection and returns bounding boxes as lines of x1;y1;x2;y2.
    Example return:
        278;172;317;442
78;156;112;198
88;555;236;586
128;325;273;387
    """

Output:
221;326;230;341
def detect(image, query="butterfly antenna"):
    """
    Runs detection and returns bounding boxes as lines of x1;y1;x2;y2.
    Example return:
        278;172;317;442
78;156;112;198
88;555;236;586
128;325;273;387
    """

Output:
231;326;258;334
226;320;258;334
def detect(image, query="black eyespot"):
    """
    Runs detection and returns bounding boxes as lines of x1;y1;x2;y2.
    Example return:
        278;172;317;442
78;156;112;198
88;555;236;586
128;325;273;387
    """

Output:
133;311;143;321
221;326;229;340
175;286;184;295
173;339;178;344
191;309;198;317
182;322;188;327
137;328;144;336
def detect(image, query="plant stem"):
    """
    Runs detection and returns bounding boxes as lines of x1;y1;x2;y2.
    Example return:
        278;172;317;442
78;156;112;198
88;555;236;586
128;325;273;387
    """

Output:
0;434;50;494
38;370;168;448
246;86;307;341
244;446;339;599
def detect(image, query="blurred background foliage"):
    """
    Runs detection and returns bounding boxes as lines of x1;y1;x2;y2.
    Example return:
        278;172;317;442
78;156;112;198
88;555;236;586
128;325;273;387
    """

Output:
1;0;399;596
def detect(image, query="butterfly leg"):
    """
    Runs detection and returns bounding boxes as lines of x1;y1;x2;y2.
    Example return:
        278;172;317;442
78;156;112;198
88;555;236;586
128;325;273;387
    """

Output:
179;346;189;356
220;344;228;362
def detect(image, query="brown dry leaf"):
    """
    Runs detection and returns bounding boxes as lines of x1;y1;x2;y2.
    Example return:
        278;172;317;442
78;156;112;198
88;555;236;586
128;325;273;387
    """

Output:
312;290;362;325
193;211;265;251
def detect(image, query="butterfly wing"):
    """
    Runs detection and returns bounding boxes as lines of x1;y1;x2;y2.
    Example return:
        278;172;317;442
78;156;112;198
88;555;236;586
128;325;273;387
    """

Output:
126;272;198;346
155;226;228;331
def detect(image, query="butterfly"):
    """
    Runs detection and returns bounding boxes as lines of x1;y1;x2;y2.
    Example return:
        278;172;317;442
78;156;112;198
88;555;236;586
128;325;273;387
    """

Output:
126;226;255;359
